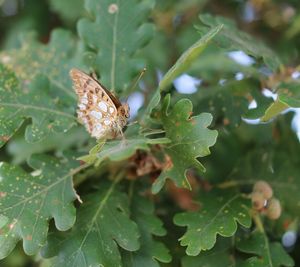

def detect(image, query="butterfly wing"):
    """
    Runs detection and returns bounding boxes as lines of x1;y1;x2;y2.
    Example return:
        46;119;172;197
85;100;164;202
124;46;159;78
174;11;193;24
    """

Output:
70;68;119;139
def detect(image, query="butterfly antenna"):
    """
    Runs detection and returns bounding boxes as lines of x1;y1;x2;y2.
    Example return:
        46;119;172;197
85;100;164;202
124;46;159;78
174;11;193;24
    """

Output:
125;68;147;100
127;120;138;127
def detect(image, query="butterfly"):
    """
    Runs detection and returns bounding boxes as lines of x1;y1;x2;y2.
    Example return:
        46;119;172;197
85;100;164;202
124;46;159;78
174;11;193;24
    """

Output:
69;68;130;140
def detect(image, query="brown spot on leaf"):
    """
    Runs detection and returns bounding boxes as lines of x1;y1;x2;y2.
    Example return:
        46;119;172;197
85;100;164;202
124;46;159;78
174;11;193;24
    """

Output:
190;119;196;126
0;192;7;197
164;154;173;170
223;118;230;125
0;135;10;142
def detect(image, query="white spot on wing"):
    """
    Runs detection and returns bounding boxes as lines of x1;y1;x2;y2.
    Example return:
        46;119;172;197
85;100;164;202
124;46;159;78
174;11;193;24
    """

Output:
90;111;102;119
104;119;111;125
109;107;115;114
78;104;86;110
92;124;105;138
92;95;98;103
98;101;107;112
81;98;88;105
96;124;103;130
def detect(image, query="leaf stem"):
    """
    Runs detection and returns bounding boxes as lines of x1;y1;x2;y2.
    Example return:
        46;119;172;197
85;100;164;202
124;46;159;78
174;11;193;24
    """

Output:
252;210;265;233
72;162;93;187
128;180;135;204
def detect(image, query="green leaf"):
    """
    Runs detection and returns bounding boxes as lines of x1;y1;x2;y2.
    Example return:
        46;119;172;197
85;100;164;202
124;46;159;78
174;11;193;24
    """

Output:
276;82;300;108
181;238;234;267
48;0;84;23
0;29;82;100
260;82;300;122
43;180;140;267
122;194;171;267
0;29;83;145
7;127;89;164
0;154;81;259
197;14;281;71
78;0;155;93
151;95;218;194
227;149;300;216
260;99;289;122
0;65;77;147
79;125;170;164
236;230;294;267
140;87;161;126
174;191;252;256
159;24;223;91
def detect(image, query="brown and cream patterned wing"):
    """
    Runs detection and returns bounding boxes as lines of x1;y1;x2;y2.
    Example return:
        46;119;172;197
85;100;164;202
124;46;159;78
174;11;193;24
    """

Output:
69;68;118;139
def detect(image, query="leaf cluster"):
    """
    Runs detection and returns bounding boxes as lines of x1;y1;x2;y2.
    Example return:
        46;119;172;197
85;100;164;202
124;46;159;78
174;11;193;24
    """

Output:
1;0;300;266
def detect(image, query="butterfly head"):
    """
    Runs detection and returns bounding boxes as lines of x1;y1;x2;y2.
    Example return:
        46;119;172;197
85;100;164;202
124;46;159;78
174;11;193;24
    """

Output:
117;103;130;126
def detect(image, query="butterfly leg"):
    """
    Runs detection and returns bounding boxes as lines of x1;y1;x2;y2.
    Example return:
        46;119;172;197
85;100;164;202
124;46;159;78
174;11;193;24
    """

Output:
116;125;128;147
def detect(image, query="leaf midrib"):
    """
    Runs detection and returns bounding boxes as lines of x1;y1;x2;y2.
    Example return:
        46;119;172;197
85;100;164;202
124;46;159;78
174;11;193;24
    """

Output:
0;102;76;119
194;194;241;251
2;163;89;213
110;0;120;91
75;172;123;255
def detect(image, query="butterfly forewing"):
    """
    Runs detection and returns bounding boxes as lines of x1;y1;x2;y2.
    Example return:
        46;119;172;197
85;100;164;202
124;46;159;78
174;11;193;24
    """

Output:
70;68;119;139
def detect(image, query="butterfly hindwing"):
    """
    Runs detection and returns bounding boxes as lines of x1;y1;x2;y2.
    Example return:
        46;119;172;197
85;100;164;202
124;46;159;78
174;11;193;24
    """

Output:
70;68;118;139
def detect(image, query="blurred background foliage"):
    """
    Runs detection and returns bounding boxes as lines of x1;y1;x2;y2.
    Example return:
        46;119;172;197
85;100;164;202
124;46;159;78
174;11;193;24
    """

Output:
1;0;300;266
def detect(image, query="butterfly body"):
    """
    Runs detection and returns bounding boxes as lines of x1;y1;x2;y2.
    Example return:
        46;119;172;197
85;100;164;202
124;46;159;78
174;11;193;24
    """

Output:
69;68;129;139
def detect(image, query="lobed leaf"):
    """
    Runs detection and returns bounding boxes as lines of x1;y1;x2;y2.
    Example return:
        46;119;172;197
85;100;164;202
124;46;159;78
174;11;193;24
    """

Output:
0;29;82;100
260;82;300;122
159;24;223;91
227;149;300;217
79;125;170;165
174;191;252;256
43;180;140;267
48;0;84;23
122;194;171;267
236;230;294;267
181;238;234;267
7;127;89;164
78;0;155;93
0;154;81;259
197;14;281;71
0;29;83;146
0;65;76;147
151;95;218;193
